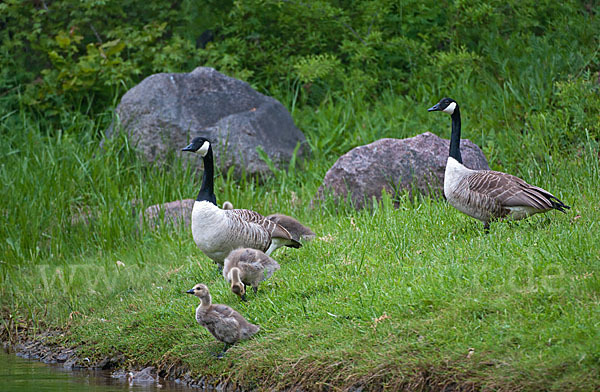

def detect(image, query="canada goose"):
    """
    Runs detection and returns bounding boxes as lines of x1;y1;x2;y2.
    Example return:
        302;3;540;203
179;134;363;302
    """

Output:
428;98;570;230
220;201;315;242
182;137;301;265
186;283;259;357
223;248;280;301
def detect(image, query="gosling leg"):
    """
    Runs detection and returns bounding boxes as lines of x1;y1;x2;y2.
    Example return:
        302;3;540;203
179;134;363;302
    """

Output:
216;343;232;359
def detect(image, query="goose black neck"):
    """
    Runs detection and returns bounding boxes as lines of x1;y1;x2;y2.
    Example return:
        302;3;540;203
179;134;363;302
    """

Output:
449;107;463;164
197;148;217;205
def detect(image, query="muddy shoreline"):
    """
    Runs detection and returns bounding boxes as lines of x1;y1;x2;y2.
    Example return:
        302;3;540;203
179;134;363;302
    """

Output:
1;323;461;391
1;329;245;391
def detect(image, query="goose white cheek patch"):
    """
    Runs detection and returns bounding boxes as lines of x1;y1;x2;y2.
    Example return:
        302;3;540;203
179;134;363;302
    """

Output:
199;141;210;156
442;102;457;114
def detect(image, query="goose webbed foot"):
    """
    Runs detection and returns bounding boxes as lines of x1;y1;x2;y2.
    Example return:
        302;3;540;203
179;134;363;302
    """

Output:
483;222;490;234
216;343;232;359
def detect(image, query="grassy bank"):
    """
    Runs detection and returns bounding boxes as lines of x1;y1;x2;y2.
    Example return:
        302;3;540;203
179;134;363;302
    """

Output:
1;91;599;390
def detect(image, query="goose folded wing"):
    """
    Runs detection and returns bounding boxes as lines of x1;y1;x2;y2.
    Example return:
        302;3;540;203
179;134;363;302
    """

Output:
226;209;295;240
467;171;553;210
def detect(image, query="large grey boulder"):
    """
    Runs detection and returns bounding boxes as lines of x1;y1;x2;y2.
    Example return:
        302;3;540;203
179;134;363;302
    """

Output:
313;132;490;209
109;67;307;176
143;199;194;229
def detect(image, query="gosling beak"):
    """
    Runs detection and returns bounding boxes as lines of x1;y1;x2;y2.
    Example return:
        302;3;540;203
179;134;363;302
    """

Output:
427;103;440;112
186;289;195;294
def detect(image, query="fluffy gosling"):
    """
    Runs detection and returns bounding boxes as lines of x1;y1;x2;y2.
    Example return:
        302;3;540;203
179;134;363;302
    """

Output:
266;214;316;242
186;283;259;357
223;248;280;301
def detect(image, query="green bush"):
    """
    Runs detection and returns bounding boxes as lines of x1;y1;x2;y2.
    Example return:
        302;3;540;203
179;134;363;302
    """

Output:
0;0;598;150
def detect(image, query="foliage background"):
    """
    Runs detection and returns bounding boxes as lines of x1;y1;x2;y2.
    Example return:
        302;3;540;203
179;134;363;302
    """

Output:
1;0;598;159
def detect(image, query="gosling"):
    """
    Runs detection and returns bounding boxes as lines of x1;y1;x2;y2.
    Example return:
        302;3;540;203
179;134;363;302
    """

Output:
223;248;280;301
266;214;316;242
186;283;259;357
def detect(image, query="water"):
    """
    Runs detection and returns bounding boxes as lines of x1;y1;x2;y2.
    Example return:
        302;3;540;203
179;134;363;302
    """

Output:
0;349;194;392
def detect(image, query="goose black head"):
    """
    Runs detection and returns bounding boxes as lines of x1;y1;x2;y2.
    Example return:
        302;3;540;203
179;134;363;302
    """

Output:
182;137;211;157
428;98;458;115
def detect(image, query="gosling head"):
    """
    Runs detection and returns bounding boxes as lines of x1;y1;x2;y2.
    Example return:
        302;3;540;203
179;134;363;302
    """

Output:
182;136;212;157
230;281;246;301
186;283;210;299
427;98;458;115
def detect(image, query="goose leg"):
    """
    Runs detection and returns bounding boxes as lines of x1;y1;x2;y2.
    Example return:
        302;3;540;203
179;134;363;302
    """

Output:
253;286;258;294
216;343;232;359
483;221;490;234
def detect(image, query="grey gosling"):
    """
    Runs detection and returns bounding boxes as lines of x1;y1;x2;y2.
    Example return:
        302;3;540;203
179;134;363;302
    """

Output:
182;137;301;266
266;214;316;242
428;98;569;230
186;283;259;357
223;248;281;301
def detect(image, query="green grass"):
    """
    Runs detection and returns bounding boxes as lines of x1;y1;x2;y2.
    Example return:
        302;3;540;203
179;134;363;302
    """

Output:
1;100;599;391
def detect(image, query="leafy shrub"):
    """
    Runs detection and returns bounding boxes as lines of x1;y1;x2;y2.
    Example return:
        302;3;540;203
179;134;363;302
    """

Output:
0;0;598;155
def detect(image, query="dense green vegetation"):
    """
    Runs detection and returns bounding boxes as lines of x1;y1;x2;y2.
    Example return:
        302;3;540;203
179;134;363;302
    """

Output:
1;1;600;390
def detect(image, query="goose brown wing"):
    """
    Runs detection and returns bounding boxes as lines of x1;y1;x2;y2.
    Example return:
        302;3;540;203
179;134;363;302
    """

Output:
467;171;554;210
226;209;295;240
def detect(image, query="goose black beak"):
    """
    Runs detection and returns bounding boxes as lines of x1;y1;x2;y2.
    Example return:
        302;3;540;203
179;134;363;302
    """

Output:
186;289;195;294
427;104;440;112
182;143;197;152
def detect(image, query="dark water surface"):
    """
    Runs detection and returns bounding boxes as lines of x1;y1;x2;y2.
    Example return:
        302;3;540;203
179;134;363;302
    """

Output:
0;349;194;392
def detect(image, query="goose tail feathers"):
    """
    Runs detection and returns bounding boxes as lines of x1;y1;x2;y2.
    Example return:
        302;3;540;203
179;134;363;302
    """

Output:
549;195;570;213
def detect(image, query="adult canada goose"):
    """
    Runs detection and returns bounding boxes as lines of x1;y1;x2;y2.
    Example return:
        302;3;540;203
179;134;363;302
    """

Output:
220;201;316;242
186;283;259;357
428;98;570;230
223;248;281;301
182;137;301;265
